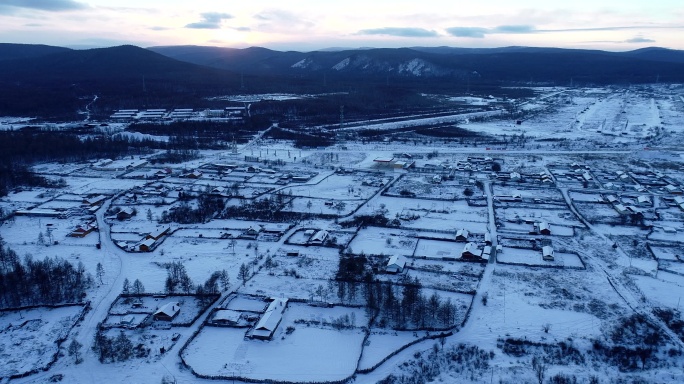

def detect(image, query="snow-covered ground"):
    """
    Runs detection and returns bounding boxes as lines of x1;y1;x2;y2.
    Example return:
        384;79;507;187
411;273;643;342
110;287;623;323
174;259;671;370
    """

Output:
2;84;684;383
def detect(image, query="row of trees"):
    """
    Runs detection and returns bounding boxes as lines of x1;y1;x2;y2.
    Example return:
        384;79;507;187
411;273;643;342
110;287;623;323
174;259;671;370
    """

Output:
335;253;457;329
160;194;226;224
364;276;458;329
0;237;91;308
164;261;230;296
92;328;147;363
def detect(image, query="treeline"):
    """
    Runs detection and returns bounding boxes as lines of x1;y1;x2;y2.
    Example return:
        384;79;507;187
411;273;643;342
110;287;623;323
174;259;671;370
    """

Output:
128;118;272;149
263;127;335;148
0;127;210;196
161;194;226;224
0;237;91;308
0;129;156;164
219;194;294;221
0;128;156;196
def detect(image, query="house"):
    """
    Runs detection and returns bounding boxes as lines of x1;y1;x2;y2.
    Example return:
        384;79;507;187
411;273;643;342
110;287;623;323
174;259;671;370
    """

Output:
153;301;180;321
252;298;288;340
138;238;156;252
386;255;406;274
69;221;98;238
637;195;652;207
83;195;107;207
605;195;619;204
147;226;170;241
262;223;289;235
461;242;480;260
239;226;261;240
212;310;242;326
674;196;684;205
373;157;395;168
614;204;630;215
510;172;521;181
484;233;492;246
542;246;555;261
182;170;203;179
309;230;329;245
537;222;551;235
211;186;226;195
582;172;593;181
665;185;682;194
116;207;135;221
455;229;470;242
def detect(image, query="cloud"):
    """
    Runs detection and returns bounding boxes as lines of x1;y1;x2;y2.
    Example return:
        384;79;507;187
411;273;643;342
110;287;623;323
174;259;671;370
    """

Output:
252;10;314;32
185;12;233;29
446;24;682;38
625;36;655;43
149;26;170;31
447;25;537;38
0;0;88;13
357;27;439;38
445;27;488;38
492;25;536;34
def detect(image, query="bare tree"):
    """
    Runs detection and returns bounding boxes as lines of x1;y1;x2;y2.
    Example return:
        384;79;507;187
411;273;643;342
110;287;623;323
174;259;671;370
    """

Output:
532;355;547;384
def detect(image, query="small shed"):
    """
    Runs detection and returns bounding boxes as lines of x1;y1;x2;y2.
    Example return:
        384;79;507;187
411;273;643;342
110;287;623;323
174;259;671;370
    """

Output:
537;222;551;235
542;246;555;261
481;246;492;261
637;195;652;207
484;232;492;246
386;255;407;274
212;310;242;326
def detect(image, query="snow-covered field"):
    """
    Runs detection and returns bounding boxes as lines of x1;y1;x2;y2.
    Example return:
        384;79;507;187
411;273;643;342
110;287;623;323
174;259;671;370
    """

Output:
2;84;684;383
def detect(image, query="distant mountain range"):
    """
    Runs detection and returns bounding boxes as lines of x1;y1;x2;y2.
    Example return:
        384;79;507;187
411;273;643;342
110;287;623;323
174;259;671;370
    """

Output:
147;45;684;82
1;43;683;118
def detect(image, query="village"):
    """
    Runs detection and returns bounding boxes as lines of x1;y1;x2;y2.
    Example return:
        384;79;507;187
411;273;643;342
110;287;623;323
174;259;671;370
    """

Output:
0;84;684;383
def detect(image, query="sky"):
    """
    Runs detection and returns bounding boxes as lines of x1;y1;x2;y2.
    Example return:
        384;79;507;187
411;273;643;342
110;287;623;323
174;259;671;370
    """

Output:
0;0;683;51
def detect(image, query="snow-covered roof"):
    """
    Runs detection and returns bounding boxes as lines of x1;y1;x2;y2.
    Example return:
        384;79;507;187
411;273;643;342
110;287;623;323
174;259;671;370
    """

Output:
154;301;180;319
386;255;406;270
310;230;329;243
213;310;242;323
253;298;288;338
461;242;478;256
538;222;551;232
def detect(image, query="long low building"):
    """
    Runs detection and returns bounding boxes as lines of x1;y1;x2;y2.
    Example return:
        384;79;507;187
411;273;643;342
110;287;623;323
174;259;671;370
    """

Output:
251;298;288;340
